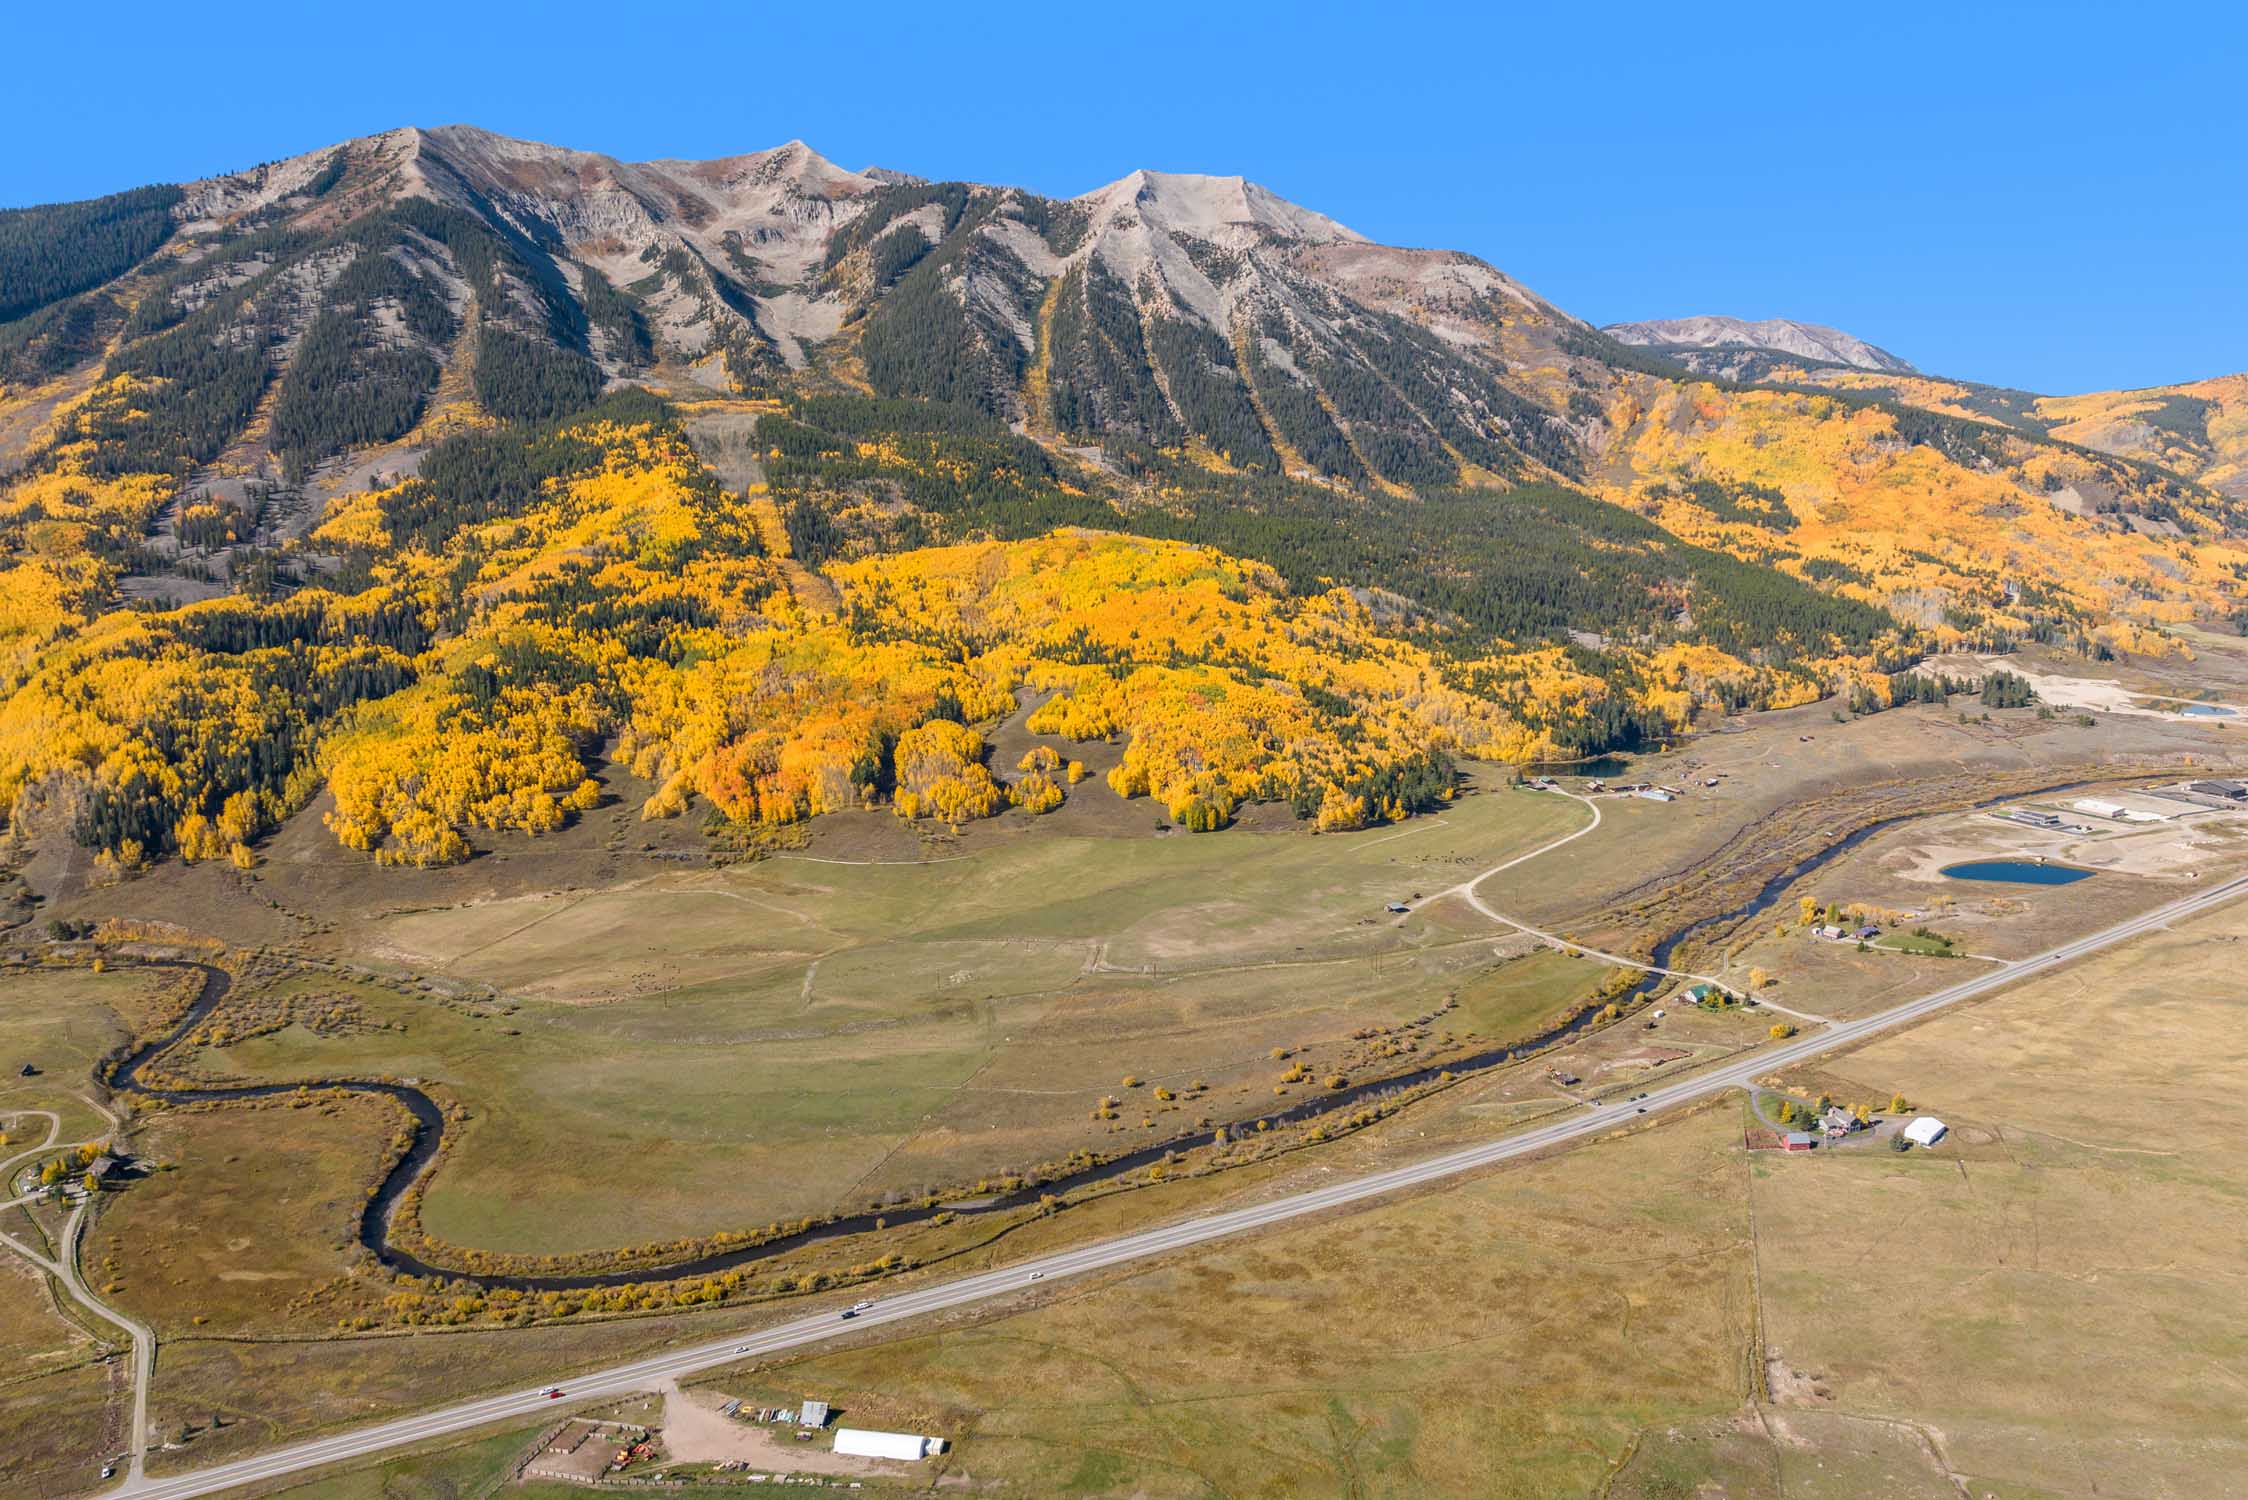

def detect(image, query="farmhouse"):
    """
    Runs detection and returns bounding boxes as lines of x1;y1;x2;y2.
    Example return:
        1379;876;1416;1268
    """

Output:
833;1428;945;1461
1820;1107;1860;1138
1902;1116;1949;1147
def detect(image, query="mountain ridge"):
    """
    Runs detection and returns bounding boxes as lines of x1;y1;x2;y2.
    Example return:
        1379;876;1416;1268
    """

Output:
3;125;2246;883
1601;314;1917;375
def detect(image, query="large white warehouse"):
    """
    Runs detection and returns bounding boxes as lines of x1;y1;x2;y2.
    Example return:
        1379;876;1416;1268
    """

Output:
833;1428;945;1461
1902;1116;1949;1147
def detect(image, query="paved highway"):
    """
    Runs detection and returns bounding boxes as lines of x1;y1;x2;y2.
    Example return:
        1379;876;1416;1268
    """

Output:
111;868;2248;1500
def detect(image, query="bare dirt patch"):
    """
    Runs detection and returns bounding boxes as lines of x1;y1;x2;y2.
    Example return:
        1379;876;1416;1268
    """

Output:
661;1387;890;1476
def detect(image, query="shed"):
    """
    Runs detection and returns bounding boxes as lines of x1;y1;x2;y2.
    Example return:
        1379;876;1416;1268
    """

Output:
1637;788;1675;802
798;1399;830;1429
1782;1132;1818;1152
1902;1116;1949;1147
833;1428;942;1461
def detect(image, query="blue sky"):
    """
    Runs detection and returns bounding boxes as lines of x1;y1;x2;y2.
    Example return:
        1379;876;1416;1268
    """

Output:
10;1;2241;393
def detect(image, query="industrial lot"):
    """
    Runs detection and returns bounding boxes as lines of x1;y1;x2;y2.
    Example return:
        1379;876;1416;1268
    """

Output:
513;1389;945;1487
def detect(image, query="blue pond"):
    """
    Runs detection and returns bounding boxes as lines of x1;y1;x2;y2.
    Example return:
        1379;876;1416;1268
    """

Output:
1940;859;2096;885
2180;703;2235;717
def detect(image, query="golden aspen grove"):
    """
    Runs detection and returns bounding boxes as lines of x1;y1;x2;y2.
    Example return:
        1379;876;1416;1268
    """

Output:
0;396;1881;868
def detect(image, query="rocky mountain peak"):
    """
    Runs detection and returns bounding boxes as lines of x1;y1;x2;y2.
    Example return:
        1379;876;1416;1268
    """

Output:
1077;168;1364;246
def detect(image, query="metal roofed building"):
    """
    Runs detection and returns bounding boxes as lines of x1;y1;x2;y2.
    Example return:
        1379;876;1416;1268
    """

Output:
799;1399;830;1429
1902;1116;1949;1147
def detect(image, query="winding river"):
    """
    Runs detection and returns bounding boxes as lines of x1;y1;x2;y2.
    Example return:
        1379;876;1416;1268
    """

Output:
94;774;2113;1292
100;960;1621;1292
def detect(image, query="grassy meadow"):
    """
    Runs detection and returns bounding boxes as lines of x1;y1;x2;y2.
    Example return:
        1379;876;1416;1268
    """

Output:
179;778;1592;1255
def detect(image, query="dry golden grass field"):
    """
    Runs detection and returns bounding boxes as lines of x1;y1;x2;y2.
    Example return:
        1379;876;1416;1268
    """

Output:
659;891;2248;1498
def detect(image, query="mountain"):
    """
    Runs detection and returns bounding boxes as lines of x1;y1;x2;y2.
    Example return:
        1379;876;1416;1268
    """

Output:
1;125;2243;873
0;123;1597;494
1601;315;1918;377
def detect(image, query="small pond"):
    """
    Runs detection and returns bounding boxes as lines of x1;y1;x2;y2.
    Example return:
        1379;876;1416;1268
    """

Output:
1940;859;2096;885
2179;703;2235;717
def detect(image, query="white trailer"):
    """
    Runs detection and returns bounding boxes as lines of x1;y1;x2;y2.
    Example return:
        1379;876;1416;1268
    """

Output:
833;1428;944;1460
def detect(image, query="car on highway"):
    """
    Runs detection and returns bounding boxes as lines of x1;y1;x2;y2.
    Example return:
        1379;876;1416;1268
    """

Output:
840;1299;875;1319
1028;1271;1044;1281
735;1343;750;1352
543;1386;565;1399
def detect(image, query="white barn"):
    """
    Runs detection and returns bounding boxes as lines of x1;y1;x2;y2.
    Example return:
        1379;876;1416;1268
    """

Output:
833;1428;944;1461
1902;1116;1949;1147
